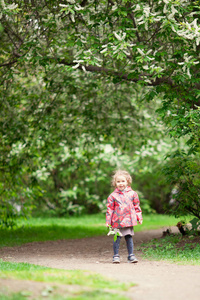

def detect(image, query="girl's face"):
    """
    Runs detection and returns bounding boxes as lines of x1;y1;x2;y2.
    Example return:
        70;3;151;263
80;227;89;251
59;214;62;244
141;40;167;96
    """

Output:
115;175;128;191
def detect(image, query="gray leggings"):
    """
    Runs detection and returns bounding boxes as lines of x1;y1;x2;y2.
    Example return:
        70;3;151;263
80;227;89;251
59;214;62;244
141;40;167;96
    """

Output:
113;234;133;257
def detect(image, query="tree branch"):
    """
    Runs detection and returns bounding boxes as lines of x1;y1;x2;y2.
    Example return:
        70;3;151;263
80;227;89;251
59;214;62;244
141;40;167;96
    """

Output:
126;1;141;43
58;59;174;87
0;60;18;67
0;56;173;88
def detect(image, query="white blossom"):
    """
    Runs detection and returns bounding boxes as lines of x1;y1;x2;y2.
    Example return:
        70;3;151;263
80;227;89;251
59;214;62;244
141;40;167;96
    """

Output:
74;5;84;11
146;49;152;55
55;15;63;28
147;56;154;61
184;53;193;62
123;50;130;56
82;65;86;72
154;16;165;22
129;43;136;47
153;50;158;56
136;16;144;23
113;32;121;41
137;48;145;56
113;31;126;41
72;63;80;69
59;4;68;7
138;21;145;25
5;2;18;10
192;18;198;28
111;4;118;11
144;79;152;84
70;14;75;22
74;59;84;63
0;0;18;10
34;168;50;181
196;37;200;46
168;13;175;20
171;5;178;15
100;48;107;54
144;6;150;17
132;4;140;12
163;4;167;14
0;0;5;8
171;25;176;33
187;68;191;78
95;56;103;62
95;62;102;67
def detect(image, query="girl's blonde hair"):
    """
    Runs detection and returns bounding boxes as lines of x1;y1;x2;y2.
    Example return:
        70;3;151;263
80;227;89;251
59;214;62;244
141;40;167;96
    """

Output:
111;170;132;187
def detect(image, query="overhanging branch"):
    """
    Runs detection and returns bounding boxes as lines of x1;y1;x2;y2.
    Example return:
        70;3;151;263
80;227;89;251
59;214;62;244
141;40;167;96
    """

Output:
59;59;174;87
0;56;174;87
0;60;18;67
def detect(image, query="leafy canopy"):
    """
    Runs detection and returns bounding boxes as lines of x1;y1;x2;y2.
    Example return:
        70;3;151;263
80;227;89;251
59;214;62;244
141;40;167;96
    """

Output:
0;0;200;222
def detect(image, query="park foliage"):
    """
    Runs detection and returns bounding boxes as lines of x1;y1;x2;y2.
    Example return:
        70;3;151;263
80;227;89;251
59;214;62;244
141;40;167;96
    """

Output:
0;0;200;226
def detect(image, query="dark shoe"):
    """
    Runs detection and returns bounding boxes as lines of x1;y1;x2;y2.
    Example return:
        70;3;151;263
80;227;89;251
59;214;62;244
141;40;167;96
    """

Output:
128;254;138;263
113;255;120;263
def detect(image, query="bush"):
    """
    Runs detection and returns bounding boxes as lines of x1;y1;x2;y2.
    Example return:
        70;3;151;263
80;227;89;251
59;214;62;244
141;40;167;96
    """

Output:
162;150;200;220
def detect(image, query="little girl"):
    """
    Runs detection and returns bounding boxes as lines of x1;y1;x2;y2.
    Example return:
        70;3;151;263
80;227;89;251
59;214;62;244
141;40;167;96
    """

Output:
106;170;143;263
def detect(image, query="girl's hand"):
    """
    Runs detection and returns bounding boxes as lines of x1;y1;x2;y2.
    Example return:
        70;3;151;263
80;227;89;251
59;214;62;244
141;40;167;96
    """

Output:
139;220;143;225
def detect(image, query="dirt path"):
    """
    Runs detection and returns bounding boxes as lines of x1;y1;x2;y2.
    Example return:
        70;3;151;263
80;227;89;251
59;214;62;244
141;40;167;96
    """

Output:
1;227;200;300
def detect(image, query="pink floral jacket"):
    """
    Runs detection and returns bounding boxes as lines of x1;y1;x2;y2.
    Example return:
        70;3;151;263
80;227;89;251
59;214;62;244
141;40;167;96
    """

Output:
106;187;142;228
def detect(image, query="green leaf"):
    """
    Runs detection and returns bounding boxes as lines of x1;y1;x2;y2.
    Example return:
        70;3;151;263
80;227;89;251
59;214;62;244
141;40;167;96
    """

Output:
113;234;118;242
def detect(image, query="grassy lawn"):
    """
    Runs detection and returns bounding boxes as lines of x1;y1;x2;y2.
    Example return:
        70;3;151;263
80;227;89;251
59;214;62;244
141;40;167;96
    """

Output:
0;260;132;300
140;234;200;265
0;260;132;290
0;213;182;247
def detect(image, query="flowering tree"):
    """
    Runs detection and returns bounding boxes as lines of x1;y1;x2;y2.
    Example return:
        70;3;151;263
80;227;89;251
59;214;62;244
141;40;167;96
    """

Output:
1;0;200;140
0;0;200;221
1;1;200;85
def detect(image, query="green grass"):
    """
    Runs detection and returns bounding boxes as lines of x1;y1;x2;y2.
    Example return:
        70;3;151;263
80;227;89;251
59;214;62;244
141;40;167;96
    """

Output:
0;213;182;247
0;260;130;290
140;234;200;265
0;214;107;247
0;260;131;300
137;214;184;231
0;291;129;300
0;294;26;300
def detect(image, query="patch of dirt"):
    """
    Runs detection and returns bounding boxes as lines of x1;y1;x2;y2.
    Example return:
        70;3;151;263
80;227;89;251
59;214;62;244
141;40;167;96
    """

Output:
0;226;200;300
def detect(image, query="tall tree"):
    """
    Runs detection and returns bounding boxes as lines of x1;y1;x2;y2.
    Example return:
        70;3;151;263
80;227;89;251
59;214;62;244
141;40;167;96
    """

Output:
0;0;199;221
1;0;200;143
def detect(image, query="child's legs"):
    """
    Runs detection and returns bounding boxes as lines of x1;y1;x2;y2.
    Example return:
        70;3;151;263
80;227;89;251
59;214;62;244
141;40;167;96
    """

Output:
113;236;121;256
125;234;134;255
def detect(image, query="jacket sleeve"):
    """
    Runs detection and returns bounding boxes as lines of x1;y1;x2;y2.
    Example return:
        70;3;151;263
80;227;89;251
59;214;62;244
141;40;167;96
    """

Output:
133;192;143;221
106;194;115;225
